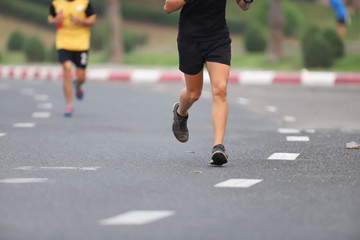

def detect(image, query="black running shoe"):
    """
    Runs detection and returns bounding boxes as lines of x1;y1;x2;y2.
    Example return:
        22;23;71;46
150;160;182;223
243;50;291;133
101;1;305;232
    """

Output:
211;144;228;166
172;102;189;142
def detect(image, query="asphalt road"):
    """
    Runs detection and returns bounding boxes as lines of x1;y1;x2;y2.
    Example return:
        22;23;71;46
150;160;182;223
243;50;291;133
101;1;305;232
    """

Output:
0;79;359;240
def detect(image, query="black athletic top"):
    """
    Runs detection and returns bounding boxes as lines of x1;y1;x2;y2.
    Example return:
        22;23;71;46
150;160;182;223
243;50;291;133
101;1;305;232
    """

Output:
178;0;229;42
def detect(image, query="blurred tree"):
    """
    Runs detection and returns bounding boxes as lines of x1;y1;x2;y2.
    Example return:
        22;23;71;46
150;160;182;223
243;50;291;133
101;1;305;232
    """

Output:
107;0;124;64
269;0;284;61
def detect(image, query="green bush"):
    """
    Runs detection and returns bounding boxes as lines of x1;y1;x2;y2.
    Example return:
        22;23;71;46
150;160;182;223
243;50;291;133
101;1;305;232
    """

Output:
123;28;148;53
322;28;344;58
91;20;110;51
244;23;267;53
24;37;46;62
302;30;334;68
7;30;27;51
46;44;58;63
255;0;302;37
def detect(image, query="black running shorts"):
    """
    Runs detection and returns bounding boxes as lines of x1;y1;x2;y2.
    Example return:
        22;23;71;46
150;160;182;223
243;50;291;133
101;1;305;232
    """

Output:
58;49;89;69
177;36;231;75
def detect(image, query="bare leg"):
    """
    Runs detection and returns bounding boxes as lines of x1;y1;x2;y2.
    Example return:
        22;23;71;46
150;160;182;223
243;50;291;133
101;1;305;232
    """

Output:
177;70;204;117
338;23;346;38
62;61;73;105
75;67;86;89
206;61;230;146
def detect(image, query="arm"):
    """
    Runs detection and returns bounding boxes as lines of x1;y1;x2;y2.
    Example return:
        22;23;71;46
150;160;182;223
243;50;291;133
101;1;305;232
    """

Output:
164;0;187;14
48;3;63;25
236;0;252;11
71;3;96;26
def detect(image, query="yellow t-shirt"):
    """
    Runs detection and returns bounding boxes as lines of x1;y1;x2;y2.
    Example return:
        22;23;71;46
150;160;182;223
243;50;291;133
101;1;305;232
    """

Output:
49;0;96;51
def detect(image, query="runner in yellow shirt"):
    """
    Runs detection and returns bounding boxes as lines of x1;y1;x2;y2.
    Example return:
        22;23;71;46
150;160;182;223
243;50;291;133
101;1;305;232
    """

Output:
48;0;96;116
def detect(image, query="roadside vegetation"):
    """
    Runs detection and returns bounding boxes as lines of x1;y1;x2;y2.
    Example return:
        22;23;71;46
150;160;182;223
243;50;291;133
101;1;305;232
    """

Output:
0;0;359;71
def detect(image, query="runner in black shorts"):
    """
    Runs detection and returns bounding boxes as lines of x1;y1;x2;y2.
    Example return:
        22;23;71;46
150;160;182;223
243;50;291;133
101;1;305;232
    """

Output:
48;0;96;116
164;0;253;165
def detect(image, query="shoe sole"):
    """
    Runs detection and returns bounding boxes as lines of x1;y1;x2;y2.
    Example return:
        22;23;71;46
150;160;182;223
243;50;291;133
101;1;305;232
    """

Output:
211;151;228;166
172;102;188;143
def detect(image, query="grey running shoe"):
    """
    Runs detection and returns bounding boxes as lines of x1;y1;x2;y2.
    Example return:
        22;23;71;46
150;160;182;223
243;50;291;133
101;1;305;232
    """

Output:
211;144;228;166
172;102;189;142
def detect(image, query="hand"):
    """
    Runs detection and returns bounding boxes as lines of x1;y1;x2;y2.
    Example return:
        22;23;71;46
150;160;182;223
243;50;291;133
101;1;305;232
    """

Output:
71;15;83;24
236;0;251;11
54;14;64;24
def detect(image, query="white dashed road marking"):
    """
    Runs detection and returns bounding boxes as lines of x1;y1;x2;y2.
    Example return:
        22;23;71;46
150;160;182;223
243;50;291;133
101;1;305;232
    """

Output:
20;88;35;95
0;133;6;137
266;106;277;113
286;136;310;142
237;97;250;105
15;166;101;171
38;103;53;110
13;123;36;128
214;179;263;188
99;211;175;226
305;129;316;134
33;94;49;101
0;178;48;184
268;153;300;161
278;128;300;134
32;112;51;118
283;116;296;122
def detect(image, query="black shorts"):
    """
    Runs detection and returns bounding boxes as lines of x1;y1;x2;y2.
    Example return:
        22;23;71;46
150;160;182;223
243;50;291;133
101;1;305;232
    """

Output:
177;36;231;75
58;49;89;69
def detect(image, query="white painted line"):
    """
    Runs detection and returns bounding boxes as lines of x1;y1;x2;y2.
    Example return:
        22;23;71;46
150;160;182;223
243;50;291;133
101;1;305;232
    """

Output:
286;136;310;142
236;97;250;105
268;153;300;161
15;166;101;171
278;128;300;134
305;129;316;134
301;70;336;87
99;211;175;226
33;94;49;101
79;167;101;171
0;133;6;137
214;179;263;188
0;178;48;184
283;116;296;122
38;103;53;110
13;123;35;128
241;71;275;85
266;106;278;113
32;112;51;118
132;70;160;83
20;88;35;95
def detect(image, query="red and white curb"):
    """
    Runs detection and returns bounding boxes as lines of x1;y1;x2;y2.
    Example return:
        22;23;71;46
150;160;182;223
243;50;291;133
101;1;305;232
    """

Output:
1;65;360;86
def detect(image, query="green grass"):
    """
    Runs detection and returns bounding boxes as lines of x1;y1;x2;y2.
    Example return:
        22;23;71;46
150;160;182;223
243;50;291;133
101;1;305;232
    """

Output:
1;51;26;64
125;51;179;66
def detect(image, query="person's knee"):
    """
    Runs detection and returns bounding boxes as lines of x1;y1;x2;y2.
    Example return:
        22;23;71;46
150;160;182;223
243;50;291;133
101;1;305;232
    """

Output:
212;81;227;99
189;90;201;102
76;69;86;82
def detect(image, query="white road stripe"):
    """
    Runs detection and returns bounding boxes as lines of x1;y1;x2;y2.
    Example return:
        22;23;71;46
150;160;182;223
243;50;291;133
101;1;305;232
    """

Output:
305;129;316;134
268;153;300;161
266;106;277;113
236;97;250;105
33;94;49;101
32;112;51;118
283;116;296;122
214;179;263;188
20;88;35;95
0;133;6;137
287;136;310;142
0;178;48;184
13;123;35;128
278;128;300;134
15;166;101;171
99;211;175;226
38;103;53;110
